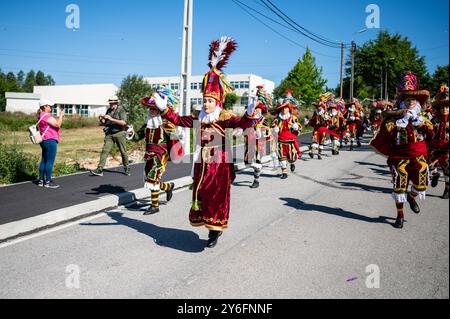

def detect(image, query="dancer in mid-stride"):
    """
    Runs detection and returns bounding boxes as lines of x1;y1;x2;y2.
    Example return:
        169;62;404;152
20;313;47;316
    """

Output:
271;90;302;179
370;72;434;229
429;84;449;199
243;85;272;189
137;88;182;215
152;36;257;248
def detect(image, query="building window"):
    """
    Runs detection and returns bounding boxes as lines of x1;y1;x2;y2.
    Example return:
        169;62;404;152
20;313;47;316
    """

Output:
57;104;74;116
170;83;180;91
51;106;58;116
151;84;159;89
76;105;89;117
190;98;203;108
191;82;201;90
240;97;249;107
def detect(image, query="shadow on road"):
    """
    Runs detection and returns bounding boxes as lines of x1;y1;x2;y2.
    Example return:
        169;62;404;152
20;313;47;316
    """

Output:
81;212;207;253
279;197;395;226
86;184;128;195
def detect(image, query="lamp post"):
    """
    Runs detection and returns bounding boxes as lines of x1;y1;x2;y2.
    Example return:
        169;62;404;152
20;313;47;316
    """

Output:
350;28;367;101
385;57;395;101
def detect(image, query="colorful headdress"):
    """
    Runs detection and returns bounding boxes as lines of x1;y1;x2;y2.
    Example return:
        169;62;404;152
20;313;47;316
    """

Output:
202;36;237;104
432;84;449;109
141;86;179;110
272;89;297;113
398;72;430;104
255;85;272;114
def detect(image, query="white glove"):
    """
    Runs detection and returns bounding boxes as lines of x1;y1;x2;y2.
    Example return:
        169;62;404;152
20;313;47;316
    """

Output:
304;118;310;125
324;115;330;120
246;96;257;116
412;116;424;127
152;93;168;111
292;122;299;131
350;116;355;121
273;125;280;133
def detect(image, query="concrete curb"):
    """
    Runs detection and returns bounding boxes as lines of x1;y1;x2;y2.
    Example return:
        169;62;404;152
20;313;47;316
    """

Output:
0;143;318;243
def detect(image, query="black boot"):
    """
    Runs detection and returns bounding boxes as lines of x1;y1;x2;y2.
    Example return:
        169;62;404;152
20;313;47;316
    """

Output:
290;164;296;172
206;230;223;248
408;198;420;214
250;180;260;189
350;142;354;151
281;173;288;179
357;140;362;147
144;206;160;215
317;151;323;160
431;173;441;188
308;151;314;159
393;216;404;229
166;183;175;202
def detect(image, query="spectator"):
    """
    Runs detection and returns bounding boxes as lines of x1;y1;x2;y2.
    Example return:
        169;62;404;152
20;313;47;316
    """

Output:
37;100;65;188
90;96;130;176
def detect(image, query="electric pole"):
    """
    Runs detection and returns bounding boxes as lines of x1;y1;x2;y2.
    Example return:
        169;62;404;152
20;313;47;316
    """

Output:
180;0;193;153
350;41;355;101
340;42;344;98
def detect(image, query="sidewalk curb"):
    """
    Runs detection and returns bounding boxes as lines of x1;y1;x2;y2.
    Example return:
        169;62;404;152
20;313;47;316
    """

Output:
0;143;317;243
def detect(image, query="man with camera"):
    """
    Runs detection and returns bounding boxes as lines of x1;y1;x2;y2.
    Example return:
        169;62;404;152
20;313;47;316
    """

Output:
90;96;130;176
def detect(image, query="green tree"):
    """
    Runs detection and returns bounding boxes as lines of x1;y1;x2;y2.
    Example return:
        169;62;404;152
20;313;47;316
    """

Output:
347;31;431;100
0;69;23;112
274;48;327;103
117;75;152;129
17;70;25;87
23;70;36;92
430;65;449;93
223;92;238;110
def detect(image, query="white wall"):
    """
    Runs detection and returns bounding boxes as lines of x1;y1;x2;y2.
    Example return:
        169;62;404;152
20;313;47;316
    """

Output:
5;93;41;114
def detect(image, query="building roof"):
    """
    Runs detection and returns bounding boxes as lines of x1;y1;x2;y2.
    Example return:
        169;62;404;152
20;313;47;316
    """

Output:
33;84;119;106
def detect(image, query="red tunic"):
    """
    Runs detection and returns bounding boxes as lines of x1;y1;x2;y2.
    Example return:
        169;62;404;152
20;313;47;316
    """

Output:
162;108;254;231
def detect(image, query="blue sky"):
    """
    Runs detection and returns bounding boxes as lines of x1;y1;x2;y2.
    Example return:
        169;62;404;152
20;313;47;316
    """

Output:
0;0;448;88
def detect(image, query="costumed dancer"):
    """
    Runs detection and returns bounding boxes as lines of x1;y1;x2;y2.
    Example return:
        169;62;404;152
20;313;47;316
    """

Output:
153;36;256;248
344;100;362;151
271;90;302;179
429;85;449;199
137;88;183;215
327;101;346;155
370;99;386;132
243;85;272;189
370;72;434;229
307;98;330;160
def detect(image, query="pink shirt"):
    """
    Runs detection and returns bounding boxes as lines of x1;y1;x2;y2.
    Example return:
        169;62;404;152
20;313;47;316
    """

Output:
38;112;60;142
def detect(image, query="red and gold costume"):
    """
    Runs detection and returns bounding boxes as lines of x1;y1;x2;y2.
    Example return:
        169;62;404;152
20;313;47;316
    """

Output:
429;85;449;199
308;101;330;159
243;85;272;188
271;90;302;178
370;100;386;132
137;91;181;215
344;101;363;151
156;37;255;238
370;72;434;228
328;102;346;155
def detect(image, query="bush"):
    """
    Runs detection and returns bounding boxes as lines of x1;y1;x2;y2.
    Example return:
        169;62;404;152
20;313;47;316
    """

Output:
0;112;100;131
0;143;39;184
53;161;81;176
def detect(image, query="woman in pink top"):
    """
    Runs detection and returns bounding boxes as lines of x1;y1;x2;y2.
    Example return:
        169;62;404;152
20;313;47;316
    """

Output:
37;100;65;188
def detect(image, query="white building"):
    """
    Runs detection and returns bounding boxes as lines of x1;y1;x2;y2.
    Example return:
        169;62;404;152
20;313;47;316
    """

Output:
5;84;119;117
4;74;274;116
145;74;275;114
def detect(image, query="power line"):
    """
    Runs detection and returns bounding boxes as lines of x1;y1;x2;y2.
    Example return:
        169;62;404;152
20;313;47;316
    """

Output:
231;0;340;60
259;0;350;48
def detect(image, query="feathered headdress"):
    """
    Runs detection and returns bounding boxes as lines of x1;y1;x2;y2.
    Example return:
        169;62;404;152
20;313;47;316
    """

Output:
140;85;179;110
255;85;272;114
398;71;429;104
202;36;238;104
432;84;449;108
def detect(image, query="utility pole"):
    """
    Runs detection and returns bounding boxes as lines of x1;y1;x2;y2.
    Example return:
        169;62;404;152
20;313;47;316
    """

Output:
340;42;344;98
385;64;388;101
380;70;383;100
180;0;193;153
350;41;356;101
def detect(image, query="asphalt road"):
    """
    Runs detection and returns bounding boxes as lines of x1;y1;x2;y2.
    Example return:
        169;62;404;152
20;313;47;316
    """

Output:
0;138;448;299
0;132;313;225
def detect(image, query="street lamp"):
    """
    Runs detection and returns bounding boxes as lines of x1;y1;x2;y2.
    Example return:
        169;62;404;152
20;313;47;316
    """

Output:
385;57;395;101
350;28;367;101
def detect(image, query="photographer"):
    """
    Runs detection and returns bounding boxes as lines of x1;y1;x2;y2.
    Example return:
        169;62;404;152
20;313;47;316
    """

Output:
90;96;130;176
